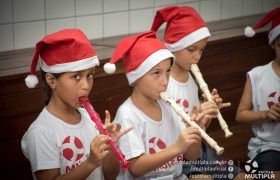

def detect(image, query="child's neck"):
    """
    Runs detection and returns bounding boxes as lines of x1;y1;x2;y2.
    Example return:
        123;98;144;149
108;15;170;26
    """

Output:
171;63;189;83
130;91;161;121
47;97;81;125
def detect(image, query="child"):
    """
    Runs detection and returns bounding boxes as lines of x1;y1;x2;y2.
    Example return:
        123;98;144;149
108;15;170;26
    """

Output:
103;31;202;179
151;6;243;180
21;29;131;180
236;7;280;178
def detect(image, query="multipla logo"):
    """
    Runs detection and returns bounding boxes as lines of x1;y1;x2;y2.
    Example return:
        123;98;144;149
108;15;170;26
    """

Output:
244;160;275;179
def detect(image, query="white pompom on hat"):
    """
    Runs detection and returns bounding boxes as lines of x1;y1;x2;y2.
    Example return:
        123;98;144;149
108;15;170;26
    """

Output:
244;7;280;44
151;6;211;52
103;31;175;85
25;29;100;88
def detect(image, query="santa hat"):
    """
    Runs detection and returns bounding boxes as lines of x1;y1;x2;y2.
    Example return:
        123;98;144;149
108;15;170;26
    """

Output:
25;29;99;88
103;31;175;85
151;6;210;52
244;7;280;44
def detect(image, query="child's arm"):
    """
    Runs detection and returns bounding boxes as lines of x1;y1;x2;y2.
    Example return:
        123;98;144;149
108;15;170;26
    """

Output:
236;78;280;123
128;127;201;177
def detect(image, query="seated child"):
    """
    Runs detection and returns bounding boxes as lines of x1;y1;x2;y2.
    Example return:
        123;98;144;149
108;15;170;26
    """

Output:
103;31;202;179
236;7;280;179
21;29;131;180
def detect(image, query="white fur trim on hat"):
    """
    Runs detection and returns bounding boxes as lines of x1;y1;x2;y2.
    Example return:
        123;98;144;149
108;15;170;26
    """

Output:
269;24;280;44
25;74;39;88
40;55;99;73
244;26;255;37
126;49;175;85
165;27;211;52
103;63;116;74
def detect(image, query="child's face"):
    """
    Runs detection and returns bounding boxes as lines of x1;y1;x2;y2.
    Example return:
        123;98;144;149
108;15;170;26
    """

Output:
134;59;172;100
172;38;208;71
52;68;95;108
271;35;280;62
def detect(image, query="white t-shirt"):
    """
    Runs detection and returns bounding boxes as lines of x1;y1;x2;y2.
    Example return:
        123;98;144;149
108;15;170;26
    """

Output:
166;74;200;115
114;98;187;180
248;61;280;159
21;107;104;180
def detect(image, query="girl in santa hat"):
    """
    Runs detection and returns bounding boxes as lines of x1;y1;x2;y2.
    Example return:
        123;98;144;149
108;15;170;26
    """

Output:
21;29;132;180
103;31;202;180
236;7;280;178
150;6;245;180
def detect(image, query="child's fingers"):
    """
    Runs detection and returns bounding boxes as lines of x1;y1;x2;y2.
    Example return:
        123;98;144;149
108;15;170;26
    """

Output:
119;127;133;137
219;102;231;108
104;110;111;125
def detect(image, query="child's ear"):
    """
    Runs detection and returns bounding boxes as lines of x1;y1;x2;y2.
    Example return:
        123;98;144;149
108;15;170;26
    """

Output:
45;73;57;89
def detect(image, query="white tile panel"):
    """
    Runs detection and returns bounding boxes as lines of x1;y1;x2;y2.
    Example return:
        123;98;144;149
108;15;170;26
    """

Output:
130;8;154;34
130;0;153;9
0;0;13;24
76;0;102;16
103;0;129;12
46;18;75;35
201;0;221;22
243;0;262;16
13;0;44;22
14;21;45;49
104;11;129;37
0;24;13;52
76;14;103;39
221;0;242;20
46;0;75;19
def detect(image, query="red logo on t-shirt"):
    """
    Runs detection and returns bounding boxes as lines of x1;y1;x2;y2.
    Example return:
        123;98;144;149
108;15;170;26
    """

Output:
267;92;280;108
62;136;84;161
149;137;166;154
176;98;190;114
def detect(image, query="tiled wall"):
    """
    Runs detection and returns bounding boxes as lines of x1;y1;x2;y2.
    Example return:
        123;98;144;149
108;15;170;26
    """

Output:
0;0;279;52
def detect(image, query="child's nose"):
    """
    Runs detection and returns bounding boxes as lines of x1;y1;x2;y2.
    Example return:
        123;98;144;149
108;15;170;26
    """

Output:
81;79;91;90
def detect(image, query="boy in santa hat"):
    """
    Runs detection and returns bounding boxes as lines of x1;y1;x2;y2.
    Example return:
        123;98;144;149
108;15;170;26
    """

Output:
21;29;132;180
236;7;280;178
150;6;245;180
103;31;202;179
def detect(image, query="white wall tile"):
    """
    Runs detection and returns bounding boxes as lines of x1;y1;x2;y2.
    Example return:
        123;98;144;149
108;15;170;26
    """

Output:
76;15;103;39
178;2;200;13
130;0;153;9
154;0;177;7
104;0;129;12
221;0;242;20
130;9;154;34
0;0;13;24
13;0;44;22
243;0;262;16
76;0;102;16
201;0;221;22
262;0;280;13
178;0;197;3
46;0;75;19
14;21;45;49
46;18;75;35
104;11;129;37
0;24;13;51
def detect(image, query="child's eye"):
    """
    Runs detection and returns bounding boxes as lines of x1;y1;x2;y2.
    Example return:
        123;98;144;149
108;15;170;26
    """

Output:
187;47;195;52
73;74;81;80
88;72;95;79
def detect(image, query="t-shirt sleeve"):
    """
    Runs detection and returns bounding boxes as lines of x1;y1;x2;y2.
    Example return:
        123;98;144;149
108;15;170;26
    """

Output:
21;126;60;172
114;111;146;161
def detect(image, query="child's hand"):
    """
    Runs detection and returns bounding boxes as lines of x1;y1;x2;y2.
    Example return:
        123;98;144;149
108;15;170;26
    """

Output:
210;89;231;110
192;102;218;127
265;103;280;121
89;135;111;166
175;127;201;154
103;110;133;142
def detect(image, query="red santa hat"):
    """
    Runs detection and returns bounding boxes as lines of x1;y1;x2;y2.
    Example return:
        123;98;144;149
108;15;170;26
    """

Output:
151;6;210;52
103;31;174;85
25;29;99;88
244;7;280;44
